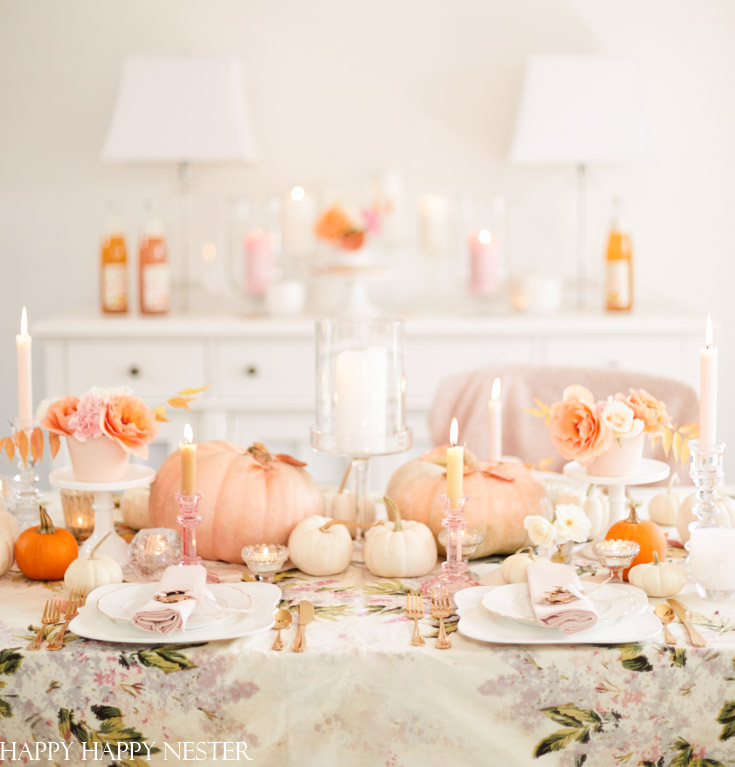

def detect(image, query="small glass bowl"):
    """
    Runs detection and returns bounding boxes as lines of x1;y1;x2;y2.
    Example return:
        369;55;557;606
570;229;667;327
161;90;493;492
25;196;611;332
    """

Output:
593;539;640;583
242;543;289;582
128;528;184;580
438;526;486;561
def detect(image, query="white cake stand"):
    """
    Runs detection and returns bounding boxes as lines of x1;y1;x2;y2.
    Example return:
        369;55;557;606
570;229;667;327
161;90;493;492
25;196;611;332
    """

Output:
49;464;156;566
563;458;670;525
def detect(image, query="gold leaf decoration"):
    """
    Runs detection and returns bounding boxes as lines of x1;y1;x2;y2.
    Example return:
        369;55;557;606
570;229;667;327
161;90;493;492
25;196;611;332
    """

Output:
178;385;209;396
48;432;60;460
13;431;28;466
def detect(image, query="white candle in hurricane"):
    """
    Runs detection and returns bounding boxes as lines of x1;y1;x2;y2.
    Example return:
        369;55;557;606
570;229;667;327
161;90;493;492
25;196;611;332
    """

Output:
699;314;718;446
281;185;316;256
335;346;388;453
16;306;33;431
446;418;464;500
488;377;502;462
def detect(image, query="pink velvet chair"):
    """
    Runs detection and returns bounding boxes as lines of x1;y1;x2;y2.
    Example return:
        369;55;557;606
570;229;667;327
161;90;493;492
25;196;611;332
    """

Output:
429;364;699;476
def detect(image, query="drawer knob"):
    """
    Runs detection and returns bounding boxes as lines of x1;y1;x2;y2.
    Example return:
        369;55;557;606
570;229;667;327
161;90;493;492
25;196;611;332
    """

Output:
245;365;258;377
128;365;141;377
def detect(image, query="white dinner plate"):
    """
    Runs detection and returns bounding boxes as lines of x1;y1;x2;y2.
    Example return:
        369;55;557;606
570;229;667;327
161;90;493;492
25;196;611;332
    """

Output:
69;582;280;644
481;582;648;627
97;583;252;629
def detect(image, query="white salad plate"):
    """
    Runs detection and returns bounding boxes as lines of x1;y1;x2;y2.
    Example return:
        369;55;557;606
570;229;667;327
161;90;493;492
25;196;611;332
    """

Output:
481;582;648;627
69;582;281;644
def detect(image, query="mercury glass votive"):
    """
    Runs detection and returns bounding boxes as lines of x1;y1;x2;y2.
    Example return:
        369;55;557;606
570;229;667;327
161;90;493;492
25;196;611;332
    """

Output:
128;528;184;580
241;543;289;582
593;539;640;583
60;489;95;541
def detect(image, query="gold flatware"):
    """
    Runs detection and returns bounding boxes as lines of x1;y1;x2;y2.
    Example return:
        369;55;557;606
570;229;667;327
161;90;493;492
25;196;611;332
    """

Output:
666;598;706;648
431;587;452;650
653;603;677;646
405;591;425;647
291;600;315;653
271;608;293;651
27;599;61;651
47;591;82;652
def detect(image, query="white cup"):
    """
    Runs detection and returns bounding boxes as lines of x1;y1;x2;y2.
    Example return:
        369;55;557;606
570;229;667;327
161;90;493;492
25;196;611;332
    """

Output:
689;527;735;599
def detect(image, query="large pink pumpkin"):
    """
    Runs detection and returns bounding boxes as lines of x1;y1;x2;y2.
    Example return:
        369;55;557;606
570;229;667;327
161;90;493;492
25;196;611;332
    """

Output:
149;441;324;563
385;452;553;559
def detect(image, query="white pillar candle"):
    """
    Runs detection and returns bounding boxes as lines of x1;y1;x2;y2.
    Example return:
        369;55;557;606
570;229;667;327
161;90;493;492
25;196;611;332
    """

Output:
418;194;449;256
699;313;718;446
16;306;33;431
335;346;388;453
281;185;316;257
488;377;502;462
446;417;464;500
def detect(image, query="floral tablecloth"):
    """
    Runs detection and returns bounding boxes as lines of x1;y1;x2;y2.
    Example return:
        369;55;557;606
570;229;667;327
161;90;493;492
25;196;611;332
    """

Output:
1;552;734;767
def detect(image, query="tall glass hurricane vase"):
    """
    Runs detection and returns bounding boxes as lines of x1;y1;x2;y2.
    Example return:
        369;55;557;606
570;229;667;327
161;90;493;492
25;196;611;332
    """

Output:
311;318;412;561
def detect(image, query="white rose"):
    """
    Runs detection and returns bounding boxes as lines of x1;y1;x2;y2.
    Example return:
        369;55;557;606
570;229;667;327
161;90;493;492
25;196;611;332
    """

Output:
524;515;556;547
553;503;592;544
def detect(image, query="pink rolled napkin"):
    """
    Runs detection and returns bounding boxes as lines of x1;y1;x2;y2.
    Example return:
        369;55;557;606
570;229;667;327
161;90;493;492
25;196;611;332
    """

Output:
132;565;217;634
526;561;598;634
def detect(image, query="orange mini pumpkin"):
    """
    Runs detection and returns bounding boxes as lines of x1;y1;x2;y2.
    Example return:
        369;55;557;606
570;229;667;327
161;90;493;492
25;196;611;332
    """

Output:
149;441;324;563
14;505;78;580
605;501;666;579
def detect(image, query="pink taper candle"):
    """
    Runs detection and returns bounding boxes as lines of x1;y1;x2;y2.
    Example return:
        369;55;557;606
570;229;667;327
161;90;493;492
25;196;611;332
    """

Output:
446;418;463;500
488;377;502;462
16;307;33;431
180;423;197;495
699;314;718;446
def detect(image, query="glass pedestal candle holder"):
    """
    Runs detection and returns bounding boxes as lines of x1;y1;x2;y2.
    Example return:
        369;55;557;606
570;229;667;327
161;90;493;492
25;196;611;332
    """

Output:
7;418;43;531
422;495;480;601
175;492;203;567
686;440;726;548
311;317;412;562
593;539;640;583
241;543;289;582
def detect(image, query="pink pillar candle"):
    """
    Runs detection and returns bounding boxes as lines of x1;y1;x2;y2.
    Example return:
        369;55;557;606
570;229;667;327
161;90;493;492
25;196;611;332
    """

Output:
244;229;273;297
468;229;499;296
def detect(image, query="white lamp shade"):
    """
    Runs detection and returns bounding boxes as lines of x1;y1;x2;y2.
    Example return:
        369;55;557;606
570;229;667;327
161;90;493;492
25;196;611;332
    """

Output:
101;54;257;163
510;55;649;166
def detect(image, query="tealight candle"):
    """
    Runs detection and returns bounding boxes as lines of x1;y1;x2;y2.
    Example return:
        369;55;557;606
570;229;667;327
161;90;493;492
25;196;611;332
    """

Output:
180;423;197;495
446;418;463;501
241;543;289;582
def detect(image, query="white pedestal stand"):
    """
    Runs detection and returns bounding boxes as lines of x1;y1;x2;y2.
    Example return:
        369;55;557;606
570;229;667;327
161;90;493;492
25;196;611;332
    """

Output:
563;458;670;525
49;465;156;567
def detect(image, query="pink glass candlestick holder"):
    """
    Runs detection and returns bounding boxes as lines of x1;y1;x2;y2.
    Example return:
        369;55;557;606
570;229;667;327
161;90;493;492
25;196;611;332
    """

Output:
175;492;203;567
421;495;479;602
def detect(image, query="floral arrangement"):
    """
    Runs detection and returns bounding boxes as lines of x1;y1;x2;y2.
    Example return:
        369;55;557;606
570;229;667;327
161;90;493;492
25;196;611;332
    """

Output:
528;385;695;467
524;504;592;549
314;203;380;251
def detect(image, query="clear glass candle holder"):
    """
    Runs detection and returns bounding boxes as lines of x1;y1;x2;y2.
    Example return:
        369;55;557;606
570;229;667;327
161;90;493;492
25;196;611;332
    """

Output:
128;528;184;580
689;527;735;599
593;539;640;583
242;543;289;582
60;488;95;542
438;526;486;561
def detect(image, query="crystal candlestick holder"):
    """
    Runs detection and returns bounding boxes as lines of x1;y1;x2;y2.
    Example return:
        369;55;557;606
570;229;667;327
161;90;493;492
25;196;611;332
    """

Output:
7;418;42;531
241;543;289;582
687;440;726;548
175;492;203;567
421;495;480;601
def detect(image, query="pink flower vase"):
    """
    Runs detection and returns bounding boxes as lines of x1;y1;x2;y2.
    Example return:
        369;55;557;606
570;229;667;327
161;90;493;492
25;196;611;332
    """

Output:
585;433;646;478
67;435;130;482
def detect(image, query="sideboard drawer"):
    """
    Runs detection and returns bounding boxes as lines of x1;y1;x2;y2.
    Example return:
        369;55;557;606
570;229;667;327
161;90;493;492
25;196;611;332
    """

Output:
216;340;314;401
66;341;207;397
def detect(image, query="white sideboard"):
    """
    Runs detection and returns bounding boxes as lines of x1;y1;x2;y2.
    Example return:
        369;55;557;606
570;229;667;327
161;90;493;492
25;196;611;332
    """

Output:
34;309;703;488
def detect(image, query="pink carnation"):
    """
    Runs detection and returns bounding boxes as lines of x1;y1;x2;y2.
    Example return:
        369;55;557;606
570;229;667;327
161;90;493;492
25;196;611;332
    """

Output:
67;392;106;441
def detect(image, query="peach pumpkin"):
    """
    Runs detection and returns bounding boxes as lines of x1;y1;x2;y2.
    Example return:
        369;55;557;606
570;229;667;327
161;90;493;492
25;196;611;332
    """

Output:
149;441;324;563
385;448;553;558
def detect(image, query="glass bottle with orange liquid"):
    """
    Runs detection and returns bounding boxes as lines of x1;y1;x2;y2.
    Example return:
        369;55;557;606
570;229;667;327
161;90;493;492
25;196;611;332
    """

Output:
605;198;633;312
100;204;128;314
138;202;170;315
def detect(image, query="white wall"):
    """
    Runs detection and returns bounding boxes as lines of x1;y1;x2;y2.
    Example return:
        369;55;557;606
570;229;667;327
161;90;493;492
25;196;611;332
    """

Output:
1;1;734;472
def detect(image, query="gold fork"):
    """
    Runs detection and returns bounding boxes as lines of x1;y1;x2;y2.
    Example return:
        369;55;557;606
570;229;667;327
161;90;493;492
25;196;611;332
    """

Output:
431;587;452;650
27;599;61;651
46;591;82;651
405;591;425;647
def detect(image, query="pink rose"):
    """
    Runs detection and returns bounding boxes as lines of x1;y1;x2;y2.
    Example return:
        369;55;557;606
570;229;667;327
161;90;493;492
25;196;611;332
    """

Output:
41;396;79;436
101;395;157;459
549;395;612;465
618;389;670;435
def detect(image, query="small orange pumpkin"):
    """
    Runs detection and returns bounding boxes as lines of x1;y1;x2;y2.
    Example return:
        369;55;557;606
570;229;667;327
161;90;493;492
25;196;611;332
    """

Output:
605;501;666;580
14;505;78;580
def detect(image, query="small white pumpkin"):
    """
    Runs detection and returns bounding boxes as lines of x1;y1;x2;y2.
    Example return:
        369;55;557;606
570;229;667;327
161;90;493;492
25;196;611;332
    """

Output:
647;474;680;526
287;515;353;576
121;487;153;531
0;509;19;576
64;533;123;595
558;486;609;540
500;546;551;584
0;508;20;541
364;497;437;578
628;551;687;597
676;492;735;544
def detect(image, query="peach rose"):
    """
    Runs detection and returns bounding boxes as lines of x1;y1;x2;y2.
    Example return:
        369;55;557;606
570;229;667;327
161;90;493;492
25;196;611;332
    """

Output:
101;395;157;458
41;396;79;436
549;395;612;465
619;389;670;435
315;205;353;241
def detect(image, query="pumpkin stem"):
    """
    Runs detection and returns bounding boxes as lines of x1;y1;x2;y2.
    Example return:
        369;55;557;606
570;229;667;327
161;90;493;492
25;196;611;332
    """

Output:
668;473;679;493
247;442;274;464
513;545;536;559
586;484;597;498
319;519;376;533
624;500;641;525
37;505;57;535
652;550;661;565
337;462;352;494
90;532;112;559
384;496;403;532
